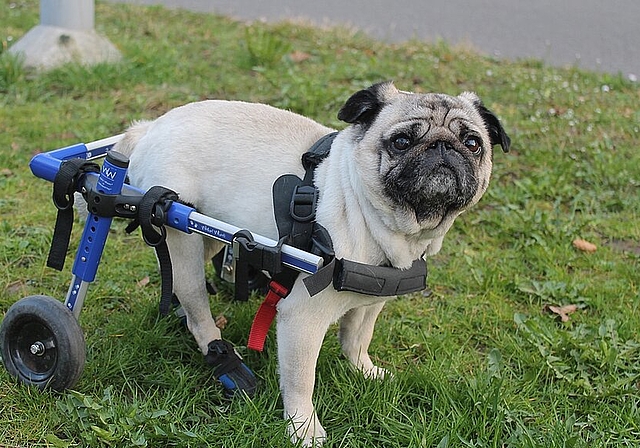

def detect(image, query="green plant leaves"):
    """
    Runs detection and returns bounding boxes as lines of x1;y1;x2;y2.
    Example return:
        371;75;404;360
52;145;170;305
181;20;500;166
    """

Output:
515;313;640;397
53;387;181;446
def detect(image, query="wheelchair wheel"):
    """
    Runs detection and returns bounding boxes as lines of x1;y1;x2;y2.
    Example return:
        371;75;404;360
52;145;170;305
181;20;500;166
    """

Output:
0;295;85;391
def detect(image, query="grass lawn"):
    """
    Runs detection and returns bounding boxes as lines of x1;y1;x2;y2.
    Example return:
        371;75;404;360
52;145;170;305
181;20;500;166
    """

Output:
1;0;640;446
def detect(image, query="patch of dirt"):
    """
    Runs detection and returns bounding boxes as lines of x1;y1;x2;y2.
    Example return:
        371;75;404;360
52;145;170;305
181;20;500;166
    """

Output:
605;238;640;255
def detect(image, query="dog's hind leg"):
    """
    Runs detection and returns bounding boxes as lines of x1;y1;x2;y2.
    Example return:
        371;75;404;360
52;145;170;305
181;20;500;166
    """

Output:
339;302;390;379
165;229;257;397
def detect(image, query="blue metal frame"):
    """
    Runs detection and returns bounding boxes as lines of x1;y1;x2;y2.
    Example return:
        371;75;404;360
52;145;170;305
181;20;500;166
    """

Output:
30;136;323;317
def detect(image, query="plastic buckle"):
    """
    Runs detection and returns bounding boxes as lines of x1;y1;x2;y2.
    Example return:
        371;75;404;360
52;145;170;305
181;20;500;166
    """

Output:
290;185;317;222
233;230;284;276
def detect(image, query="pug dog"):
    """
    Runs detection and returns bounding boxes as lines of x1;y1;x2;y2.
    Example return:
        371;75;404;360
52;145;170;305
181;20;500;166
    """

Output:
112;81;510;446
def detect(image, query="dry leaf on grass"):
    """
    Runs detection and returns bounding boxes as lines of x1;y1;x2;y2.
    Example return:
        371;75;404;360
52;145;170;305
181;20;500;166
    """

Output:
544;304;578;322
573;238;597;253
6;280;26;295
215;314;228;329
136;276;150;287
289;50;311;63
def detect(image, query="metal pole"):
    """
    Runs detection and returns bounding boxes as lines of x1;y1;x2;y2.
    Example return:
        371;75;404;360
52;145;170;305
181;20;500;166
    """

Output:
40;0;95;31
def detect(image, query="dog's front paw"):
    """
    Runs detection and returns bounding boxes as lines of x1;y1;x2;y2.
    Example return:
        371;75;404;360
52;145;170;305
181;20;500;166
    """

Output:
287;412;326;447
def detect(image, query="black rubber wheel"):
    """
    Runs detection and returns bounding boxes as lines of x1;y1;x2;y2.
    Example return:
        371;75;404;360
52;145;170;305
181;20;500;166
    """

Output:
0;295;86;391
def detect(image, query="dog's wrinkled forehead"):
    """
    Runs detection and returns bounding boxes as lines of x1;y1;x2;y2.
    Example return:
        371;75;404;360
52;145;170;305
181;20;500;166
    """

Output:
338;81;511;153
387;91;487;137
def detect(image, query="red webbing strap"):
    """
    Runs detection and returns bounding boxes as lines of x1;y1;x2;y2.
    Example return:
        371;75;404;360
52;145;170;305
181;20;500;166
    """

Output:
247;281;290;351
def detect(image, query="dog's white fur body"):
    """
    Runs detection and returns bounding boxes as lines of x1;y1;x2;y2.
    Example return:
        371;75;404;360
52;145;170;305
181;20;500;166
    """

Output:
111;83;506;446
117;100;408;445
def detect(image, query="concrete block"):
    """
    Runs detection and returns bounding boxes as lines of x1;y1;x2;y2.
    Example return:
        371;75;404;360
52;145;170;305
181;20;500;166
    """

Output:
8;25;122;71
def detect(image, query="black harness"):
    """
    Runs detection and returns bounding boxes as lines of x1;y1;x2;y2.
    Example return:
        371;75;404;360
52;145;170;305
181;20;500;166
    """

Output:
240;132;428;351
236;132;428;301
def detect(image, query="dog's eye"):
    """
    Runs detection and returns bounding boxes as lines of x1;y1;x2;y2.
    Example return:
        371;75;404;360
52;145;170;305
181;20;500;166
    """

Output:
464;136;482;155
392;134;412;151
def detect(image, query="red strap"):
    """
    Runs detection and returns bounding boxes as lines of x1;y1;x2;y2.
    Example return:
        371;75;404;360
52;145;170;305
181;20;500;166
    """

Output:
247;281;289;351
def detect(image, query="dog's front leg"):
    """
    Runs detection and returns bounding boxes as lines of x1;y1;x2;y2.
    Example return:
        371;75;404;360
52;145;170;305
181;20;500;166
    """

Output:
165;229;222;352
339;302;389;379
276;288;338;446
167;230;257;397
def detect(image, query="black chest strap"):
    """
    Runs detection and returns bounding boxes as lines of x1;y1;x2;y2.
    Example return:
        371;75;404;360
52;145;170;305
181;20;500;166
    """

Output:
303;257;427;297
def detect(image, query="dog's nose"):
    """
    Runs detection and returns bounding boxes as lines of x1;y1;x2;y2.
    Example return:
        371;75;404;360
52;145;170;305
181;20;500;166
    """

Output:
428;140;454;152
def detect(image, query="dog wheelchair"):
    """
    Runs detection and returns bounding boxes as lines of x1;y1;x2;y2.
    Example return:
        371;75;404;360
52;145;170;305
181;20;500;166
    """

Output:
0;135;325;394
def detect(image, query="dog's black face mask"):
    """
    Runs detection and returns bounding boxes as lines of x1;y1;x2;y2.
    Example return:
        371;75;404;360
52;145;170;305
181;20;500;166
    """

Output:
382;134;481;223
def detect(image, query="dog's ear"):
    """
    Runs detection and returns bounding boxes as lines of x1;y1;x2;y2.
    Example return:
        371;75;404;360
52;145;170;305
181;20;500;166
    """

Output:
338;81;397;125
476;103;511;153
460;92;511;153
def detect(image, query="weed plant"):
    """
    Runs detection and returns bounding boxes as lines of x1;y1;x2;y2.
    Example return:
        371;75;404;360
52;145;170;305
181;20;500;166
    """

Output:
1;1;639;447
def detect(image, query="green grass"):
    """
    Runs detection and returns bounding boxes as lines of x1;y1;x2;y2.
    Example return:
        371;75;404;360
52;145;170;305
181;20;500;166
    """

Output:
1;0;640;446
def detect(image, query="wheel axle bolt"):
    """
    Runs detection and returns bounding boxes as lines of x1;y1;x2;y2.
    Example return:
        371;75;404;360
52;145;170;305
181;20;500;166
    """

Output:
30;341;46;356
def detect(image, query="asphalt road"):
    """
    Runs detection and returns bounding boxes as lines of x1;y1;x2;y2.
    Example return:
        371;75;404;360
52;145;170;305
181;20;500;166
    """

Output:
110;0;639;80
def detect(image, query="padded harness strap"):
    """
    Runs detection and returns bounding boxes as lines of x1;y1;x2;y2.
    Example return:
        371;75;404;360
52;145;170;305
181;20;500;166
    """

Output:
302;258;428;297
47;158;100;271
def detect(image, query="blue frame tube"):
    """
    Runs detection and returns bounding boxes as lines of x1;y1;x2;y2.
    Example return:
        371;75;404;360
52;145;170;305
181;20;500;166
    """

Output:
29;134;123;182
65;152;130;313
72;151;129;282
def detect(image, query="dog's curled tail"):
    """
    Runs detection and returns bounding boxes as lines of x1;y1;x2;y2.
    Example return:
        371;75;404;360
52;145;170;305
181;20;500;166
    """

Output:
113;120;152;158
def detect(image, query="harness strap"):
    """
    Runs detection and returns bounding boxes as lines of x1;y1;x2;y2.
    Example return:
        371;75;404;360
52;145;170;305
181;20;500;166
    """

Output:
247;278;290;351
333;258;427;295
126;185;179;316
47;158;100;271
232;229;284;301
302;258;427;297
301;258;337;297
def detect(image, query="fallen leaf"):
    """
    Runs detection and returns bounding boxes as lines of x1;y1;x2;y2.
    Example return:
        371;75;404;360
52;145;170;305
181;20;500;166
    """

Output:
136;276;150;287
573;238;597;253
289;50;311;63
545;304;578;322
215;314;228;329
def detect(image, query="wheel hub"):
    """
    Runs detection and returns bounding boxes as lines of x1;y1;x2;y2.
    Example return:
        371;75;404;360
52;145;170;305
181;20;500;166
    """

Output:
30;341;46;356
11;321;59;381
